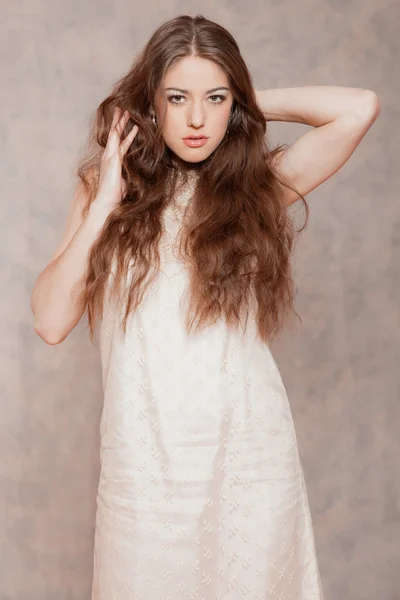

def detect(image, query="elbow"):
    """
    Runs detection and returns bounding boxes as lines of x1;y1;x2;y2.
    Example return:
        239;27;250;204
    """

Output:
33;310;83;345
357;89;381;122
34;324;67;345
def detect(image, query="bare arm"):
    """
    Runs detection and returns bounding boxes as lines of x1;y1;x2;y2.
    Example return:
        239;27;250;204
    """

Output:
31;107;138;345
255;86;380;205
31;196;110;345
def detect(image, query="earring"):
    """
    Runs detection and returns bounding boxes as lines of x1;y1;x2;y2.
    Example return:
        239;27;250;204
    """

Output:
152;115;157;125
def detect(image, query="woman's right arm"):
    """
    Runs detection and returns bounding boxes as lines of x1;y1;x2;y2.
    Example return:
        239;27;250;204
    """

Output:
31;188;111;345
31;106;139;345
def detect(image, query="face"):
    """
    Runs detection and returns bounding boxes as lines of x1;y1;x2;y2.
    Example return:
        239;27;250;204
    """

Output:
153;55;234;164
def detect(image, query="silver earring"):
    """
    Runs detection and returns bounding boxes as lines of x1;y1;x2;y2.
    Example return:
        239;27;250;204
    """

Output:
152;115;157;125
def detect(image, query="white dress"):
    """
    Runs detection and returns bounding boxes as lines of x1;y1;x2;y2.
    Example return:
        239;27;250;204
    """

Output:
91;171;324;600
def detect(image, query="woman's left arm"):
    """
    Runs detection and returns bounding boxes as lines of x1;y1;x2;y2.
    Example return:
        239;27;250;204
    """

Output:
255;86;381;206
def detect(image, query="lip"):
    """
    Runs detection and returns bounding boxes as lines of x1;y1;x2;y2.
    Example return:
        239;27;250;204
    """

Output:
183;136;208;148
183;135;207;139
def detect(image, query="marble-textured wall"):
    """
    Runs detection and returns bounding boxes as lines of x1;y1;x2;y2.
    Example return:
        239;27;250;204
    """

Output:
1;1;398;598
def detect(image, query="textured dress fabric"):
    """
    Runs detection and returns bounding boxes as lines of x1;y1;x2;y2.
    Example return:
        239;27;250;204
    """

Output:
91;172;324;600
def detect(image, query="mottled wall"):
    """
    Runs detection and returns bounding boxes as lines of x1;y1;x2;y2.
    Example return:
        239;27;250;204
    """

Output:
1;0;398;598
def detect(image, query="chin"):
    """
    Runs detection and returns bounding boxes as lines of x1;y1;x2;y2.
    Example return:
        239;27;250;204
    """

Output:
164;138;221;165
184;155;209;163
169;150;210;164
176;146;218;163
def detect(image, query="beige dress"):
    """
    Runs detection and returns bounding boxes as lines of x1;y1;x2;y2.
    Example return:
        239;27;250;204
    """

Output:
91;171;324;600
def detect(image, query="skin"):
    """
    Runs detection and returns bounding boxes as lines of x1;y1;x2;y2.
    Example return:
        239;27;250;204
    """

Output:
151;55;234;164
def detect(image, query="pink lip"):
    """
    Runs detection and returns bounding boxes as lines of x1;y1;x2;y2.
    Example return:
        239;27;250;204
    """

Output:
183;137;208;148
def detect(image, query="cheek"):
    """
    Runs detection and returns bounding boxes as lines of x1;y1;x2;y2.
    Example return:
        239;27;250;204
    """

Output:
162;112;179;137
214;108;232;135
218;103;232;124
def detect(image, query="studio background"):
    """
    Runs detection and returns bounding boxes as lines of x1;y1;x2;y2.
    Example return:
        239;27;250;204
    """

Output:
1;1;398;599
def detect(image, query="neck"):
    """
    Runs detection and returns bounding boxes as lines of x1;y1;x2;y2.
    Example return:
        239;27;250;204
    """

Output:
170;153;202;175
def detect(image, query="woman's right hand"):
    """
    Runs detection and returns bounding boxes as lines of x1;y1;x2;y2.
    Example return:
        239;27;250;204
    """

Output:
94;106;138;212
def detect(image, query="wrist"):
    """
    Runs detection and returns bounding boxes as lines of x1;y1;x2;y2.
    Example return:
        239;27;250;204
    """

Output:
87;198;113;227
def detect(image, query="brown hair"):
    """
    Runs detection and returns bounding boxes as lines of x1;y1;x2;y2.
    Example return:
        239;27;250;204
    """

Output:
75;14;308;345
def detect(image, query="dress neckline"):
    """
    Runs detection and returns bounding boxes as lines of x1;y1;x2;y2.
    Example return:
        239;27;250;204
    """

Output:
171;170;198;214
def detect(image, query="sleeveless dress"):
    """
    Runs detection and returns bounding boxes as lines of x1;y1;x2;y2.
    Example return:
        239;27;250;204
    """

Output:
91;171;324;600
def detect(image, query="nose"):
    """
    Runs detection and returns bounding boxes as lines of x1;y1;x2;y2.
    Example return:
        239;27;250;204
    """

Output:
187;100;205;128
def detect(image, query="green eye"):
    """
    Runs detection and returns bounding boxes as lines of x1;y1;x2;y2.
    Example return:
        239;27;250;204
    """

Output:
168;95;184;104
209;95;226;103
167;94;226;104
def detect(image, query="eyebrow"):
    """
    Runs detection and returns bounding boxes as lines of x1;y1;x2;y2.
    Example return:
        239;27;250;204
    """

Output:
165;87;230;94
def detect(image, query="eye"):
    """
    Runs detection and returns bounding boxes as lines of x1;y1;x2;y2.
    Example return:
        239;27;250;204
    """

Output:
209;95;226;103
167;94;227;105
168;94;185;104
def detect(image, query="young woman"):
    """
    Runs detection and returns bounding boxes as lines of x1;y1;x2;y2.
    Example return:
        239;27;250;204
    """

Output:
31;14;380;600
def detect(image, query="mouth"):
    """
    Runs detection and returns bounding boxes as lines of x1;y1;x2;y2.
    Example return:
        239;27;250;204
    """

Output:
182;135;209;148
183;135;208;140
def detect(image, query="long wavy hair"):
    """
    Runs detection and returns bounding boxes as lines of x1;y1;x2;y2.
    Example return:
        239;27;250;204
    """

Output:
75;14;308;345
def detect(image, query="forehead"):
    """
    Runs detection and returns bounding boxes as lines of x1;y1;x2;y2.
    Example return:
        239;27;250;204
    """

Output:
163;56;230;91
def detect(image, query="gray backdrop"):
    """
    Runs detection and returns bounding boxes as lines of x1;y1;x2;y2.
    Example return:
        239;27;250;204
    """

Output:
1;1;399;598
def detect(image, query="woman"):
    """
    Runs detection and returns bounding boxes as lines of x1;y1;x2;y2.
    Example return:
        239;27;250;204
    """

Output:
31;14;380;600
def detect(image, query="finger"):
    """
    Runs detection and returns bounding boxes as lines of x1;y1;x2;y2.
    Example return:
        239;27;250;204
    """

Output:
111;106;120;127
116;112;135;151
104;108;123;154
115;110;130;137
104;130;117;157
120;124;139;156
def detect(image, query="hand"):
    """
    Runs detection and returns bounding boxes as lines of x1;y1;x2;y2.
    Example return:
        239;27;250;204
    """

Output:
94;106;138;212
